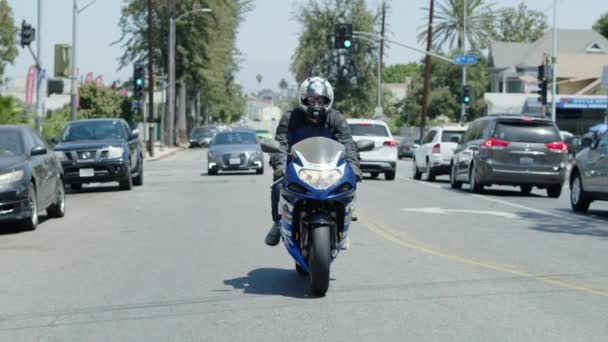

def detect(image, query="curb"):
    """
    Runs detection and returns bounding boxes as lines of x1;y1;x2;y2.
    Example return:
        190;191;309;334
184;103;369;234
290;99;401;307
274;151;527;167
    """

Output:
147;147;186;162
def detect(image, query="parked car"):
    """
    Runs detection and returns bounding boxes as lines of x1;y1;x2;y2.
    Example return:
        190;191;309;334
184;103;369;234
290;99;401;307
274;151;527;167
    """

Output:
207;129;264;175
255;129;273;142
450;114;567;198
53;118;143;191
347;119;398;180
398;137;419;159
0;125;65;230
190;127;215;148
412;126;466;181
570;130;608;213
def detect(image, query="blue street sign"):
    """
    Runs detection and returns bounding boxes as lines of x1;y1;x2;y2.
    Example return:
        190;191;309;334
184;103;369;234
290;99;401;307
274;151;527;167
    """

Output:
453;54;477;65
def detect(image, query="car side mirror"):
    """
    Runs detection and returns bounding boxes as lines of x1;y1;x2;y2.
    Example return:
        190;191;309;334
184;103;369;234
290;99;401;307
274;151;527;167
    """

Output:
31;146;48;156
260;141;287;154
49;137;59;145
450;136;461;143
130;129;139;140
356;139;375;152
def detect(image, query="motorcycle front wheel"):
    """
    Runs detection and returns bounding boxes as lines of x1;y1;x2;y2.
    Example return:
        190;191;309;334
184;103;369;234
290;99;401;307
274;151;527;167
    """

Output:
309;225;331;296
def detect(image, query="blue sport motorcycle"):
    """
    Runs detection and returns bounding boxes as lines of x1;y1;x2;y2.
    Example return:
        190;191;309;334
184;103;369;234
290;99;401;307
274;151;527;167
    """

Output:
261;137;374;296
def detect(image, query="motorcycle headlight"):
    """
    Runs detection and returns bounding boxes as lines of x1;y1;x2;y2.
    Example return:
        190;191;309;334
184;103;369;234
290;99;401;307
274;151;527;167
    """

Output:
297;169;342;190
107;146;124;159
0;169;24;184
54;151;67;162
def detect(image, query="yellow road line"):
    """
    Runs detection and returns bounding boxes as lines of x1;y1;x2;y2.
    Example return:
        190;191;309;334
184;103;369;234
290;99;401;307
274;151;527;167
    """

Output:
361;217;608;298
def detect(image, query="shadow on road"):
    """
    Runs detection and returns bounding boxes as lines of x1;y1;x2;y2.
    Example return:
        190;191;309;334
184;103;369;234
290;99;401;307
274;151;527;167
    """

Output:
223;268;315;298
66;185;123;194
519;210;608;239
0;216;50;236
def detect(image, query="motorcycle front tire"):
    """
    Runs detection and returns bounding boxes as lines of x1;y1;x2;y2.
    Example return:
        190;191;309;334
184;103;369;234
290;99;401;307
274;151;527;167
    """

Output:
309;225;331;296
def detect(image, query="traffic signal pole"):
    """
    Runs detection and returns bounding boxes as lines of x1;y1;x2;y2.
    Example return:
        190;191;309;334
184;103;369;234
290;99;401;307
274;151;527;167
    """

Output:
461;0;467;122
146;0;155;157
35;0;42;134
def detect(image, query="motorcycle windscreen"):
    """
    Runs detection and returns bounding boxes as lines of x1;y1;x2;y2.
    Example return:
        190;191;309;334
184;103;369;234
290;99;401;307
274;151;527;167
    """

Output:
292;137;345;166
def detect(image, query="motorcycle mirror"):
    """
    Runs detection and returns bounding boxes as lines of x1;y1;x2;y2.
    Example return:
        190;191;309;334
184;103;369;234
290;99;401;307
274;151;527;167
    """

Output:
260;141;287;154
356;139;375;152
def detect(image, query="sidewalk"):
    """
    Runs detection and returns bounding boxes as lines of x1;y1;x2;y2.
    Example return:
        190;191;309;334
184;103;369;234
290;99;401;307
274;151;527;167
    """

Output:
144;142;186;162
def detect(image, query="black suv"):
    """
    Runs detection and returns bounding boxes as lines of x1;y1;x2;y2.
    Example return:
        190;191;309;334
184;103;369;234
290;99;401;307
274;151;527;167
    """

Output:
450;114;568;198
53;119;143;190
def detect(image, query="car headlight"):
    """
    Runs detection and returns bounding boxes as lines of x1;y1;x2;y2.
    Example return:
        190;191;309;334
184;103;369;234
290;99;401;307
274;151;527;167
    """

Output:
297;169;342;190
107;146;124;159
208;151;216;159
0;169;25;184
54;151;67;162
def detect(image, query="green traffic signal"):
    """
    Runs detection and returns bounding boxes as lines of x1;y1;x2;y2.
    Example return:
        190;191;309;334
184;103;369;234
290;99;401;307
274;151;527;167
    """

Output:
136;79;143;86
344;40;352;48
463;96;471;104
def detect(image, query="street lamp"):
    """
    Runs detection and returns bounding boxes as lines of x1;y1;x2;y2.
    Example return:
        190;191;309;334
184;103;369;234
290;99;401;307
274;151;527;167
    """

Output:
167;5;212;146
69;0;97;121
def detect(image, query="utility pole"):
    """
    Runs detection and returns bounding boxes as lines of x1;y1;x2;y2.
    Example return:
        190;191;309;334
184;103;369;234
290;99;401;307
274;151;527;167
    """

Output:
551;0;558;123
34;0;43;133
167;0;176;146
147;0;155;156
420;0;434;141
461;0;467;121
377;1;386;114
69;0;78;121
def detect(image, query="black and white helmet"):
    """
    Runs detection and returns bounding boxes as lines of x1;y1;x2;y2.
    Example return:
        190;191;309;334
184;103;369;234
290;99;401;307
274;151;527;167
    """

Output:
298;77;334;122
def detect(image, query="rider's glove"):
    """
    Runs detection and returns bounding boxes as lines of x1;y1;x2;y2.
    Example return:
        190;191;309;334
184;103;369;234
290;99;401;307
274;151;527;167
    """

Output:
273;167;284;181
351;163;363;182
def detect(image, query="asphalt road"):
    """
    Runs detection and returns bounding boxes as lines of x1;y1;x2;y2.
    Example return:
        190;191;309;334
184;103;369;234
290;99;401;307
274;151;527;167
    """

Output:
1;150;607;341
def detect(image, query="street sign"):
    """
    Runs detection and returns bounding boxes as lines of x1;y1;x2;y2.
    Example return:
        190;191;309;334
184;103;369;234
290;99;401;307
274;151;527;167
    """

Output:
453;54;477;65
601;65;608;89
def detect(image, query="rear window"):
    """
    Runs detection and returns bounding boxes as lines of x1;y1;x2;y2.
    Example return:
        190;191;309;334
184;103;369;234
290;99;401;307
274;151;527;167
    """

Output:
441;131;464;143
493;122;560;143
349;124;389;137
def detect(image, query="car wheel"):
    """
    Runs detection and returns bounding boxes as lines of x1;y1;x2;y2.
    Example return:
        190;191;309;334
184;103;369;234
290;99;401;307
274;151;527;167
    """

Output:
70;183;82;190
119;169;133;191
469;164;483;194
570;172;591;213
547;184;562;198
370;172;379;179
208;169;217;176
22;183;38;231
133;161;144;186
256;167;264;175
384;170;396;181
450;163;462;190
412;159;422;180
46;178;66;218
424;160;435;182
520;185;532;195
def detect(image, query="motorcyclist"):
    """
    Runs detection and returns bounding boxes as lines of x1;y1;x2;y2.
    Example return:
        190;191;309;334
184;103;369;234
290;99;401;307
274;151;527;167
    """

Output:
265;76;362;246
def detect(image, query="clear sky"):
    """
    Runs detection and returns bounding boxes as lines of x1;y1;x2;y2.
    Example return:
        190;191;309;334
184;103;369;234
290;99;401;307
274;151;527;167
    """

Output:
5;0;606;93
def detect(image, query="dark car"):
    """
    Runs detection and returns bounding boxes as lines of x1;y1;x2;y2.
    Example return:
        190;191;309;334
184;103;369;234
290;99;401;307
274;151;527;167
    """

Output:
0;126;65;230
53;119;143;190
450;114;568;198
569;130;608;213
207;129;264;175
398;137;419;159
190;127;215;148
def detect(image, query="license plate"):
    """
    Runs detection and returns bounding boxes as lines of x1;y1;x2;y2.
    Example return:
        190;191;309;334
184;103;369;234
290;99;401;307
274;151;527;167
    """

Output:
520;157;534;165
79;168;95;177
229;158;241;165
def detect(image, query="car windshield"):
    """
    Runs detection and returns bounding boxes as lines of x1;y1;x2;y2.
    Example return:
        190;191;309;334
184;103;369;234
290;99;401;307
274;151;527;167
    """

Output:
292;136;344;166
213;132;257;145
493;122;561;143
441;131;464;143
192;128;212;138
349;123;389;137
61;121;126;141
0;130;24;157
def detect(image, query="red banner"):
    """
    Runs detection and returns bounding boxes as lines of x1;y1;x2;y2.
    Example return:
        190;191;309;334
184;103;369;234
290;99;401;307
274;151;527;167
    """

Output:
25;65;37;107
95;75;104;88
84;72;93;84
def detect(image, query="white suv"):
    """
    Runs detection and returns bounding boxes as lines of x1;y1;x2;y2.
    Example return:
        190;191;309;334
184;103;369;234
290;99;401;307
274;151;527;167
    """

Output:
413;125;466;181
347;119;398;180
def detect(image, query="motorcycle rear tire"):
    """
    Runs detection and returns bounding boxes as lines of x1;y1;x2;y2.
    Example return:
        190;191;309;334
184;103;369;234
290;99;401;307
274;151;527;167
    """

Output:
309;225;331;296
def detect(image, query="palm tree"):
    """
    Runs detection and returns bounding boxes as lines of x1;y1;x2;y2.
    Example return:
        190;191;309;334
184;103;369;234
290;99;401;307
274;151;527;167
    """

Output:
417;0;494;52
256;74;263;96
278;78;288;97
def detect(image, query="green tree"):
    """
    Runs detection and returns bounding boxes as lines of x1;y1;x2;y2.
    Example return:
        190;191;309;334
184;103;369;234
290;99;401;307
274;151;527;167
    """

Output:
0;95;26;124
593;12;608;39
382;63;418;83
418;0;494;52
291;0;378;117
77;83;134;121
491;2;547;43
0;0;18;84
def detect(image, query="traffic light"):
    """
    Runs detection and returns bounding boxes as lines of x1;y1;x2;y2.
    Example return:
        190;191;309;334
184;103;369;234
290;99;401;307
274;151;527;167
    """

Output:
20;21;36;47
536;64;548;105
133;62;145;100
335;24;353;49
462;85;472;105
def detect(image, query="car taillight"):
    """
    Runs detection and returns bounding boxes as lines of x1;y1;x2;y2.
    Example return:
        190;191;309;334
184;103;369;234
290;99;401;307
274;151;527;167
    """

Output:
482;137;510;148
383;140;397;147
545;141;567;152
431;143;441;154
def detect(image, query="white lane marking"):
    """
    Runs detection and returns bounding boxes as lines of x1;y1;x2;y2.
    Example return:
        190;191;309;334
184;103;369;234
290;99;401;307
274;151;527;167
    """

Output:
401;207;519;219
397;175;442;189
471;194;559;217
